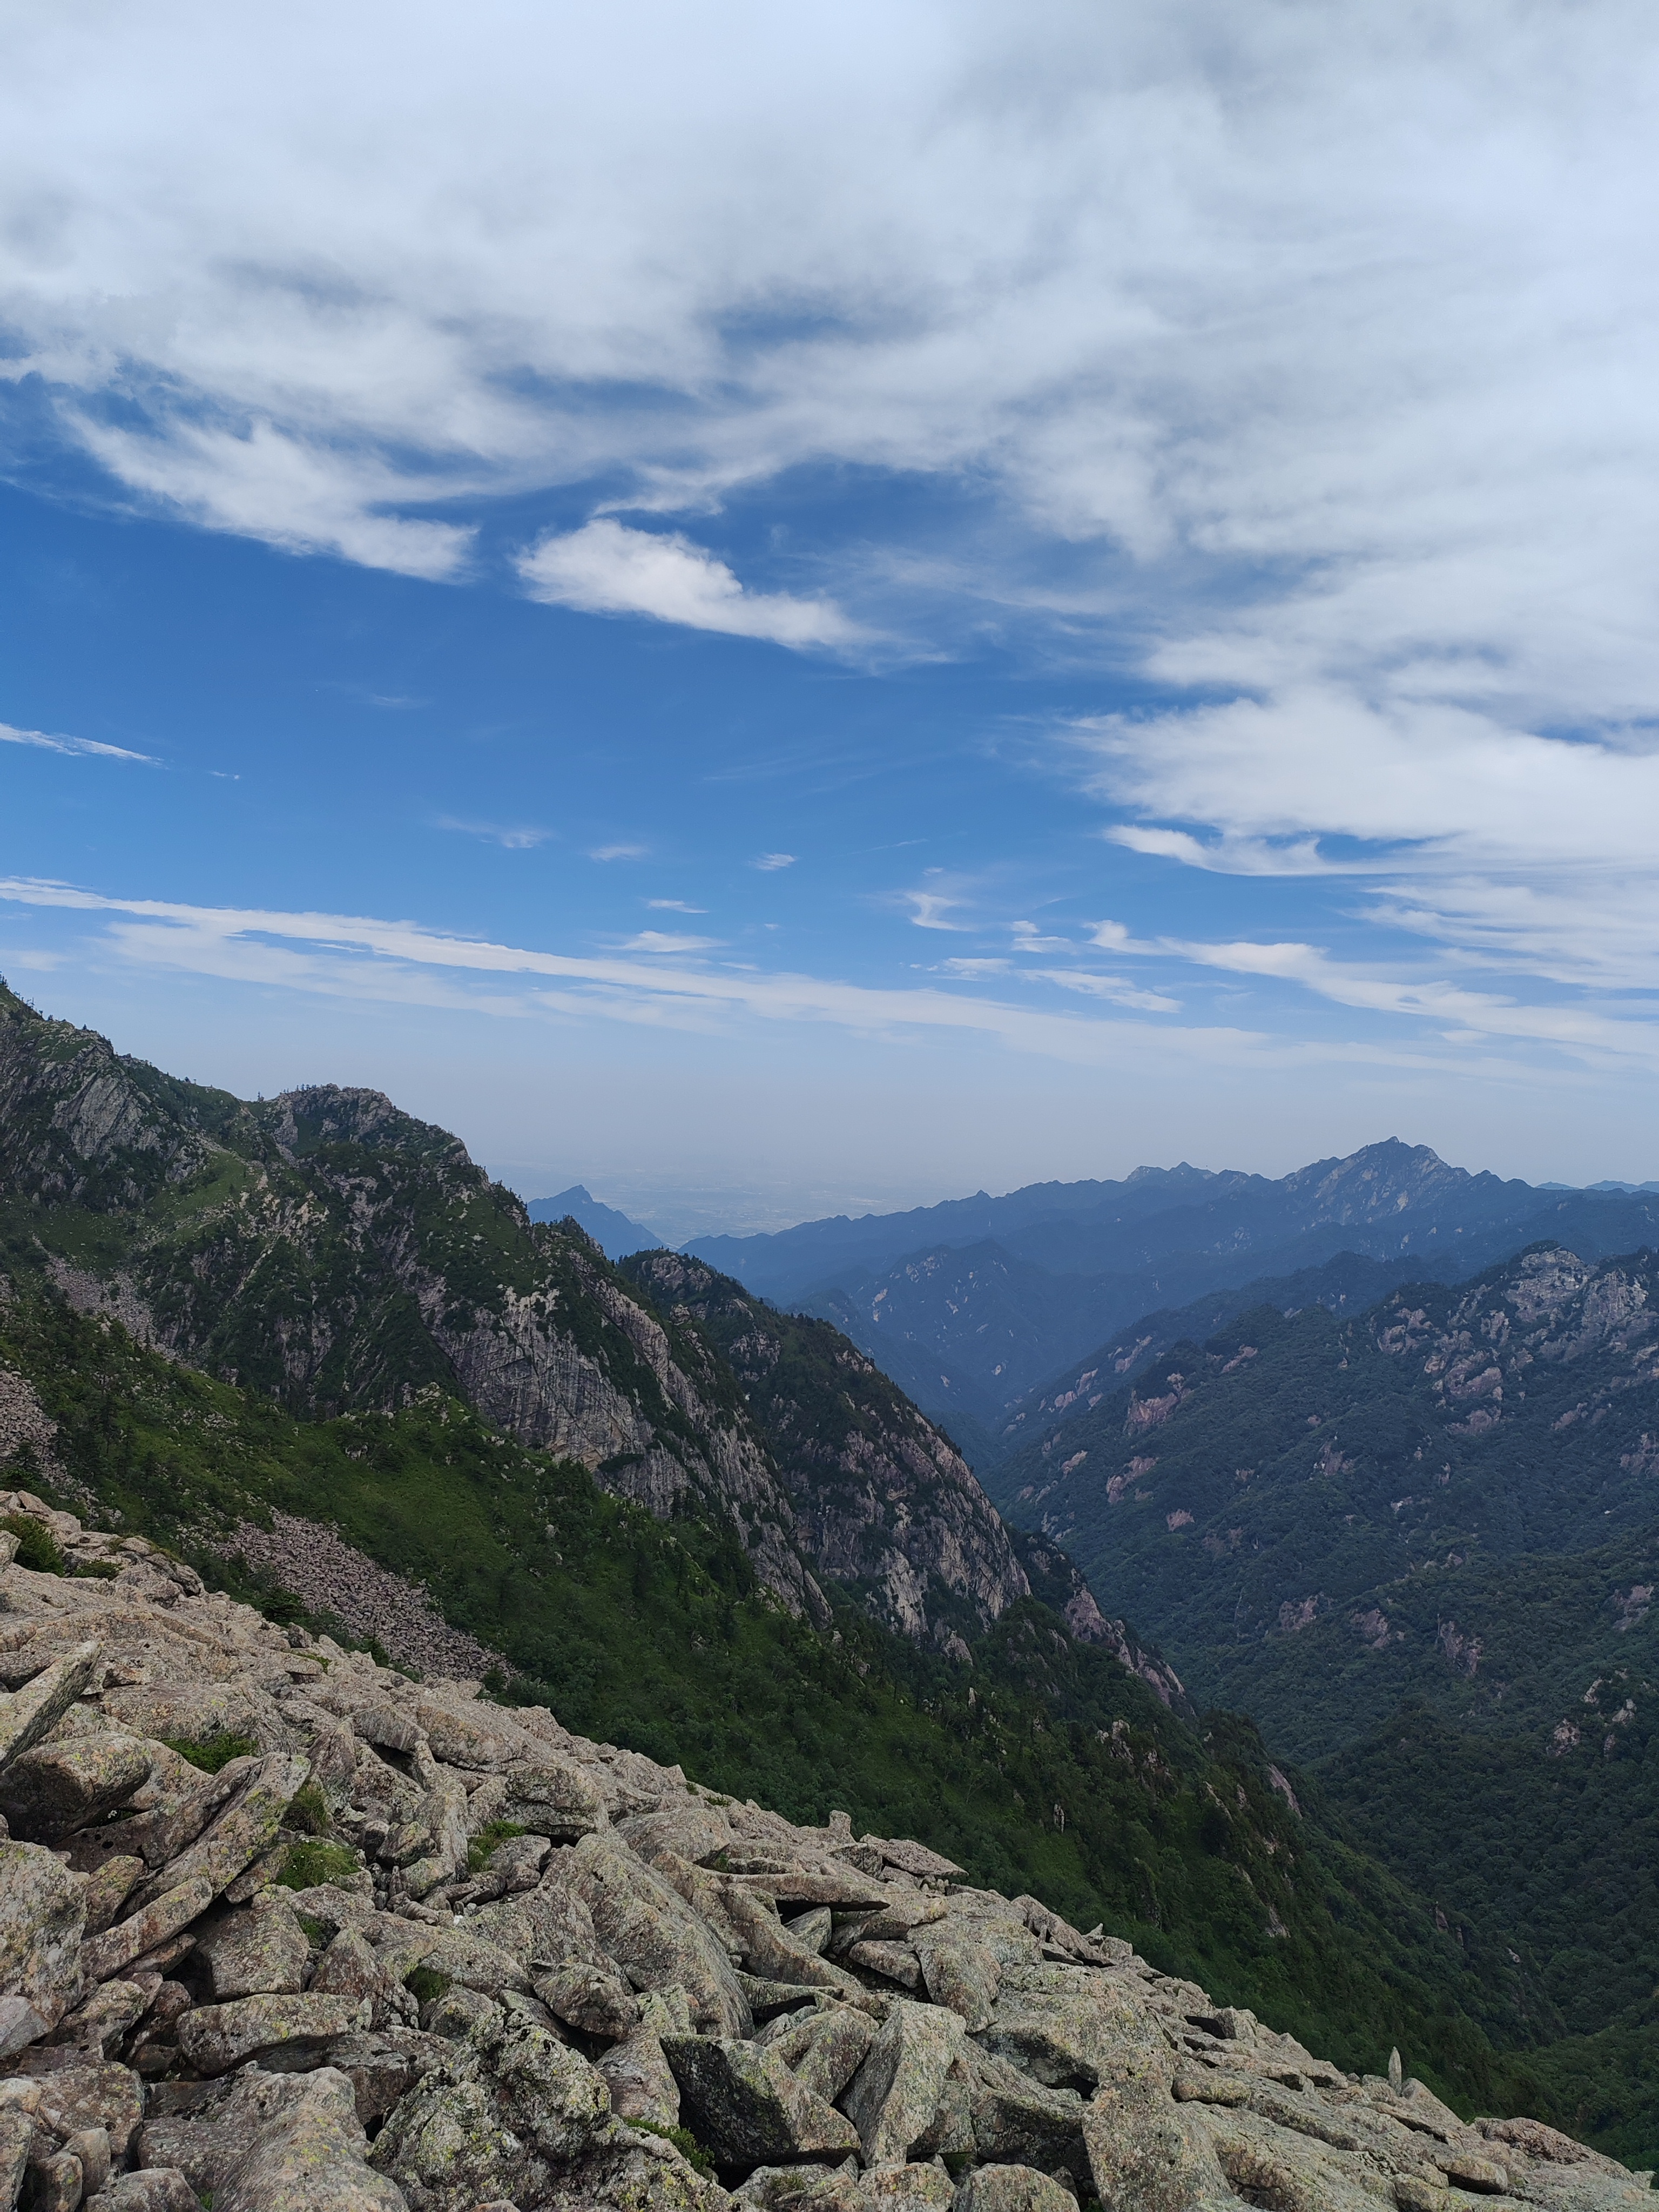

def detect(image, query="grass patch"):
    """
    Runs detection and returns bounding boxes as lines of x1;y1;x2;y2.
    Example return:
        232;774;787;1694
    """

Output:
69;1557;122;1580
164;1732;258;1773
285;1782;331;1835
275;1839;360;1889
2;1513;64;1574
466;1819;525;1873
403;1966;452;2006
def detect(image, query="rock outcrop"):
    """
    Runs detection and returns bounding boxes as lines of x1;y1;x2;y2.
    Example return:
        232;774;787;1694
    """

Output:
623;1255;1031;1648
0;1489;1645;2212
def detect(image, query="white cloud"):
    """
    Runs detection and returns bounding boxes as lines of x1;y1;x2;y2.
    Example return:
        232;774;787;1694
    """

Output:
903;888;965;931
435;816;549;849
1037;969;1181;1014
1;721;157;765
753;853;796;872
617;929;723;953
519;521;855;649
648;899;707;913
589;844;648;861
0;875;1441;1077
5;0;1655;718
8;0;1659;1044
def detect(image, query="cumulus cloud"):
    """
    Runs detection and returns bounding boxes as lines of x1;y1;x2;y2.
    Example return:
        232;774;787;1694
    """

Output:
753;853;796;871
518;521;856;648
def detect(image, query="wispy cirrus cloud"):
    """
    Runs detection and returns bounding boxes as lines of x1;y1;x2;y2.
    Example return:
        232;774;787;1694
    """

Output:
435;816;549;849
2;721;157;765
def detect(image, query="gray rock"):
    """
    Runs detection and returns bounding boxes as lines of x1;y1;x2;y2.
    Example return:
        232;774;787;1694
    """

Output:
964;2047;1086;2180
310;1929;407;2030
842;2000;963;2166
496;1757;606;1842
662;2035;859;2167
369;2016;616;2212
82;1882;212;1986
33;2063;146;2160
783;1909;832;1956
565;1834;750;2037
136;2063;404;2212
423;1987;503;2040
764;2006;875;2104
953;2167;1077;2212
46;1977;153;2057
0;2107;33;2212
178;1993;369;2075
0;1842;86;2038
61;2132;110;2206
914;1931;999;2031
26;2145;85;2212
129;1756;308;1912
0;1739;153;1844
0;1647;103;1776
1083;2072;1230;2212
531;1963;638;2040
976;1975;1163;2094
597;2023;680;2127
79;1863;144;1941
88;2170;201;2212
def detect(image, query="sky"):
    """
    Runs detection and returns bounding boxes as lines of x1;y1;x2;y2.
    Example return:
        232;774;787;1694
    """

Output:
4;1;1659;1237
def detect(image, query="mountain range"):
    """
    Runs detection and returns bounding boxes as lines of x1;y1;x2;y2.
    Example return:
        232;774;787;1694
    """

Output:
5;978;1659;2160
685;1145;1659;1453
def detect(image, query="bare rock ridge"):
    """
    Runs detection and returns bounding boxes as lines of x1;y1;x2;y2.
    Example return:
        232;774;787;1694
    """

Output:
0;1489;1647;2212
0;987;1060;1651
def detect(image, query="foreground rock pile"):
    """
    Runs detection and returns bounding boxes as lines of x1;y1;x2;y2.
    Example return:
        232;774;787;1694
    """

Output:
0;1493;1649;2212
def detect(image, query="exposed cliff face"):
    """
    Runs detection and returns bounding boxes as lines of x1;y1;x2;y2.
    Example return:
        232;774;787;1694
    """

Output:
621;1252;1031;1649
0;990;820;1620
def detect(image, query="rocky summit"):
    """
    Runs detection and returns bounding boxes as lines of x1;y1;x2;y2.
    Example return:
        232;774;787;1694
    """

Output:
0;1492;1648;2212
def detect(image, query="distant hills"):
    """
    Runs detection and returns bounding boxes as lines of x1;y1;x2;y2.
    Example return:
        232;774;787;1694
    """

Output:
685;1142;1659;1446
526;1182;666;1259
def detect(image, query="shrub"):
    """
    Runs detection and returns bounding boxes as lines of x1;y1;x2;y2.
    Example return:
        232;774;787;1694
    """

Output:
2;1513;64;1575
628;2123;713;2179
164;1732;258;1773
404;1966;452;2005
70;1557;122;1580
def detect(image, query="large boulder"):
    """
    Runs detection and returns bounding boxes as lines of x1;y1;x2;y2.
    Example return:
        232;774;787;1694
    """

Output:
179;1993;370;2075
0;1840;87;2046
370;2015;618;2212
663;2034;860;2166
564;1833;751;2037
136;2063;404;2212
0;1735;153;1842
842;2001;963;2167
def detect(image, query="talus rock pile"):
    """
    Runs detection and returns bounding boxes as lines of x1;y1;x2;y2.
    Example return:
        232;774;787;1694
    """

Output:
0;1490;1650;2212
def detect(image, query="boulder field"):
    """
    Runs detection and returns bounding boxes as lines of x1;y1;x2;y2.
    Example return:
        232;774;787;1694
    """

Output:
0;1491;1647;2212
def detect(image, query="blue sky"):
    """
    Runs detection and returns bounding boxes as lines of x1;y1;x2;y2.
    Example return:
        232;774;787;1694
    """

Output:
4;2;1659;1234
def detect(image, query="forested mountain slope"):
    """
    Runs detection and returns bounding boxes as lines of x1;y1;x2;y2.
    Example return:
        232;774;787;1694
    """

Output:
986;1241;1659;2160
